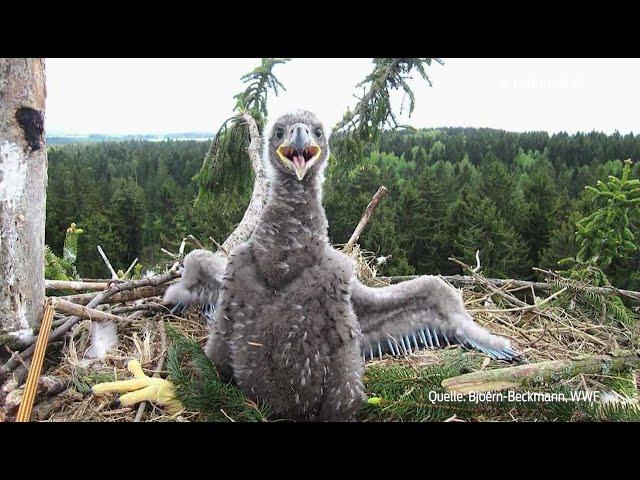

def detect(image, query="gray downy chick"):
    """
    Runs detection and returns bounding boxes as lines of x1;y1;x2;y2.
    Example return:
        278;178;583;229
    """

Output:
164;110;521;420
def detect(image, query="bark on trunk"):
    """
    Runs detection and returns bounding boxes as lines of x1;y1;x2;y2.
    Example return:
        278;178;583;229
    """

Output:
0;58;47;336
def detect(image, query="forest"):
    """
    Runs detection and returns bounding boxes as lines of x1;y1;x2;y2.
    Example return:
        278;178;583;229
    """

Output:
45;127;640;290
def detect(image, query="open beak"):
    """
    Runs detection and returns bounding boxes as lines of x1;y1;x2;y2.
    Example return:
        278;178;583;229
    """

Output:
276;124;322;180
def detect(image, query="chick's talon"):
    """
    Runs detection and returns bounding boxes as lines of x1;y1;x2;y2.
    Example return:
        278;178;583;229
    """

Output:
91;359;184;414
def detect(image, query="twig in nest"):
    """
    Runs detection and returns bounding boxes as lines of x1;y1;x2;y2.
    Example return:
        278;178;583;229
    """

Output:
184;234;204;250
122;258;139;279
61;286;168;306
160;248;178;260
532;267;640;302
97;245;119;280
472;250;481;273
209;237;229;258
45;280;109;292
49;298;127;323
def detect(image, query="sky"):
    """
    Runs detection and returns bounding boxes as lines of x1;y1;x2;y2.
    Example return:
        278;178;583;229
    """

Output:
45;58;640;136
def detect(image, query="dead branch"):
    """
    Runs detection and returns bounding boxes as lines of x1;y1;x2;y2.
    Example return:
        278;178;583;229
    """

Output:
209;236;230;258
381;273;640;303
57;286;168;306
184;235;204;250
6;376;68;420
49;298;128;324
108;303;168;315
346;186;389;249
97;245;119;280
122;258;139;278
448;257;531;309
442;349;640;394
45;280;109;292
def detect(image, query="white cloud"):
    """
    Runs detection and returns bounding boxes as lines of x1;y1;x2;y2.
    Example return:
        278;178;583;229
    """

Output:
45;58;640;135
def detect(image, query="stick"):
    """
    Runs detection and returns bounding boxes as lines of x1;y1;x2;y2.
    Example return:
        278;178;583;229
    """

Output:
346;186;389;248
184;235;204;250
122;257;139;279
532;267;640;302
448;257;530;309
209;236;229;258
96;245;119;280
49;298;128;323
45;280;109;292
16;304;54;422
9;376;68;420
442;350;640;394
57;286;168;307
109;303;168;315
380;274;640;303
466;287;568;313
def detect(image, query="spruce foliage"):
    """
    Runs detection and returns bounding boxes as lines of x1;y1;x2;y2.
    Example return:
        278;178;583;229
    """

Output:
165;323;270;422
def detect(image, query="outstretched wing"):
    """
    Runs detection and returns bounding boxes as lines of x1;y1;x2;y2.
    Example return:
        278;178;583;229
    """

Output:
350;276;521;362
163;249;227;323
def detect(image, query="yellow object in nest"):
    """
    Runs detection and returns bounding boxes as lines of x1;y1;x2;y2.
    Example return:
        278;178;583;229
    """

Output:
92;359;183;414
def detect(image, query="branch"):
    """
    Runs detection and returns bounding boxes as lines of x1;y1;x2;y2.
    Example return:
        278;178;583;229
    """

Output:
442;350;640;394
346;186;389;248
379;274;640;303
57;286;168;306
49;298;128;324
96;245;119;280
45;280;109;292
333;59;401;134
122;257;139;278
6;376;69;420
220;112;268;254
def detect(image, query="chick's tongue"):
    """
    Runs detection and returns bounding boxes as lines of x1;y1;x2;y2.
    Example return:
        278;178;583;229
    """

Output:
292;154;305;170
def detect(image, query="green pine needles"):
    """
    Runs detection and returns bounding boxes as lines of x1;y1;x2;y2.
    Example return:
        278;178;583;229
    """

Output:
234;58;290;126
165;322;270;422
333;58;443;145
328;58;443;189
194;59;289;205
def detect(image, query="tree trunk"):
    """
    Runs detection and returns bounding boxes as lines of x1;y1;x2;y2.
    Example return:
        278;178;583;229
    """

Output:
0;58;47;338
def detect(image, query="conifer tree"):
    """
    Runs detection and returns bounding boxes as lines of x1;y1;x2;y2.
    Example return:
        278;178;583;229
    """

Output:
450;191;528;278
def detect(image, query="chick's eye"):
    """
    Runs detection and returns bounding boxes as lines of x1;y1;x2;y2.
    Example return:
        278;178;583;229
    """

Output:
275;128;284;139
314;127;322;138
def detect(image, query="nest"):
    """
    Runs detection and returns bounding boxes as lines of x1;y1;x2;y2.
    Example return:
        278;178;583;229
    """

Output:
9;246;638;422
40;307;209;422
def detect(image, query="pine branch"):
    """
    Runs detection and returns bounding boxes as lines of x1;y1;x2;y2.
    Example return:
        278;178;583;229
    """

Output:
333;58;443;142
164;323;270;422
194;58;288;201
